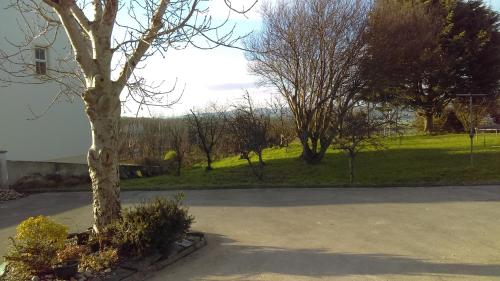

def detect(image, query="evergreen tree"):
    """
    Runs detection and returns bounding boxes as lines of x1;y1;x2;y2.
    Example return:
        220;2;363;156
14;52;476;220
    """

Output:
363;0;500;133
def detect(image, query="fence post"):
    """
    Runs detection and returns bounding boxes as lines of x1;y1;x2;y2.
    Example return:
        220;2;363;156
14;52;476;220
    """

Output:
0;151;8;189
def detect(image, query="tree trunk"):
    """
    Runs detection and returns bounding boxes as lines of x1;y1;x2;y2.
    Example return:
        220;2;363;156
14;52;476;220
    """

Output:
244;155;263;180
256;152;264;181
424;111;434;134
300;135;331;164
258;152;265;166
348;152;355;185
86;90;122;234
205;151;213;171
176;158;182;176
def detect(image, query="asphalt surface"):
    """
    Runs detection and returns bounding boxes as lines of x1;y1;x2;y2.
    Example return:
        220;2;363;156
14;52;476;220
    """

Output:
1;186;500;280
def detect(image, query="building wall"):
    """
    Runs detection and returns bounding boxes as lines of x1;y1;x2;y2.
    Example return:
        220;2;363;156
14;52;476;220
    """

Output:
0;2;91;162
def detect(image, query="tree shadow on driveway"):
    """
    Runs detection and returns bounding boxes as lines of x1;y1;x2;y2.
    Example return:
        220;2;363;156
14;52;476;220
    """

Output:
2;185;500;230
0;192;92;230
133;185;500;208
154;233;500;280
0;190;156;230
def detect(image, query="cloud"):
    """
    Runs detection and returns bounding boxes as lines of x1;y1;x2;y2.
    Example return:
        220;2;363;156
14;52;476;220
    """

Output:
208;82;258;91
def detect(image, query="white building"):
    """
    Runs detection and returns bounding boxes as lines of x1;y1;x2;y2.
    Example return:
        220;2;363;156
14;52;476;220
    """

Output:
0;2;90;163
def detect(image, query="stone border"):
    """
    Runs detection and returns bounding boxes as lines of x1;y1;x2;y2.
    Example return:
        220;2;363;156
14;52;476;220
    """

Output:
0;233;206;281
0;189;25;202
94;232;207;281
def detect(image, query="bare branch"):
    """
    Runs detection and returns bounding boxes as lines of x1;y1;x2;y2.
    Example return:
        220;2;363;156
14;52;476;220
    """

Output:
246;0;370;163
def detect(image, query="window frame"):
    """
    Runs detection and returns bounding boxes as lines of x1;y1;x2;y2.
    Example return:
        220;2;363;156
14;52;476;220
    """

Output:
34;46;48;76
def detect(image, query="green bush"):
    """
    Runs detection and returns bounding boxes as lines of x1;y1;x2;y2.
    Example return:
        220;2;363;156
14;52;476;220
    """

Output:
105;194;193;257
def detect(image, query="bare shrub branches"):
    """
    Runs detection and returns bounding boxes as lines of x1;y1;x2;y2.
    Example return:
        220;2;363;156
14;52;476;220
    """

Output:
188;104;227;171
332;110;385;184
228;92;270;180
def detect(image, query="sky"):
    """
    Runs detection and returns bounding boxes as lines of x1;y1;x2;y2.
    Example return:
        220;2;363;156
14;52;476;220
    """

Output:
123;0;271;117
491;0;500;10
124;0;500;117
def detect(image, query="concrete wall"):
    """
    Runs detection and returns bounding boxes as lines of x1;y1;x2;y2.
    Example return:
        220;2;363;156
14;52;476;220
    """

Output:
0;151;8;189
7;160;90;186
0;1;91;161
6;160;166;192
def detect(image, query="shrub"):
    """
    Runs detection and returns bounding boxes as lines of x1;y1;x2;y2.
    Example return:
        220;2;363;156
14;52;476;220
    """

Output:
162;150;181;174
164;150;177;161
56;244;89;263
105;194;194;257
1;261;31;281
15;216;68;249
440;109;464;133
79;248;119;272
3;216;68;277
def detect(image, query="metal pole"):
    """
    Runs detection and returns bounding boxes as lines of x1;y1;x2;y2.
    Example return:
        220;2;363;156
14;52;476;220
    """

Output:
456;93;486;167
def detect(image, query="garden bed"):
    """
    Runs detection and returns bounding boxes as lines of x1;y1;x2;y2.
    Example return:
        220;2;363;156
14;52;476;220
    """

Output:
93;232;206;281
1;195;197;281
1;232;206;281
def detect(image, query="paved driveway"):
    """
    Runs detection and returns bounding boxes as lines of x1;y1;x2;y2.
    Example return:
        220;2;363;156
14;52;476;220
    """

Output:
1;186;500;281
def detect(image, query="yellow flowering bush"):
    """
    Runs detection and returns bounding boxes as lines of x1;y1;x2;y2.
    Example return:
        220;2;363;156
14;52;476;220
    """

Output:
164;150;177;161
4;216;69;277
16;216;68;248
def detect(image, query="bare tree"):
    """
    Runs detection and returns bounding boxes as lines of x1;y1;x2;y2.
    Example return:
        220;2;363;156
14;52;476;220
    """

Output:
246;0;370;164
453;99;494;132
188;104;226;171
169;120;190;177
229;92;270;180
332;110;384;184
375;103;409;139
267;95;295;148
0;0;255;232
119;117;171;165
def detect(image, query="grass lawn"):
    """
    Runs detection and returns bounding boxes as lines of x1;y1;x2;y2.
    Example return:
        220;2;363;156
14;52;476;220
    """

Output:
122;133;500;190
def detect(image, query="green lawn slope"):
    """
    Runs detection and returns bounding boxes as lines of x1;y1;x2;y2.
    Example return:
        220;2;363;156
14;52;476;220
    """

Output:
122;134;500;190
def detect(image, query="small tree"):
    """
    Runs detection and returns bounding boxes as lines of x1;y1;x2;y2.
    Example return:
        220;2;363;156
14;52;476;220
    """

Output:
376;103;410;139
168;120;190;177
453;99;494;132
333;111;385;184
229;93;270;180
188;105;226;171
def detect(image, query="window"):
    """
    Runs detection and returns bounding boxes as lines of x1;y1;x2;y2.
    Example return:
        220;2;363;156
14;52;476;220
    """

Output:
34;47;47;75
